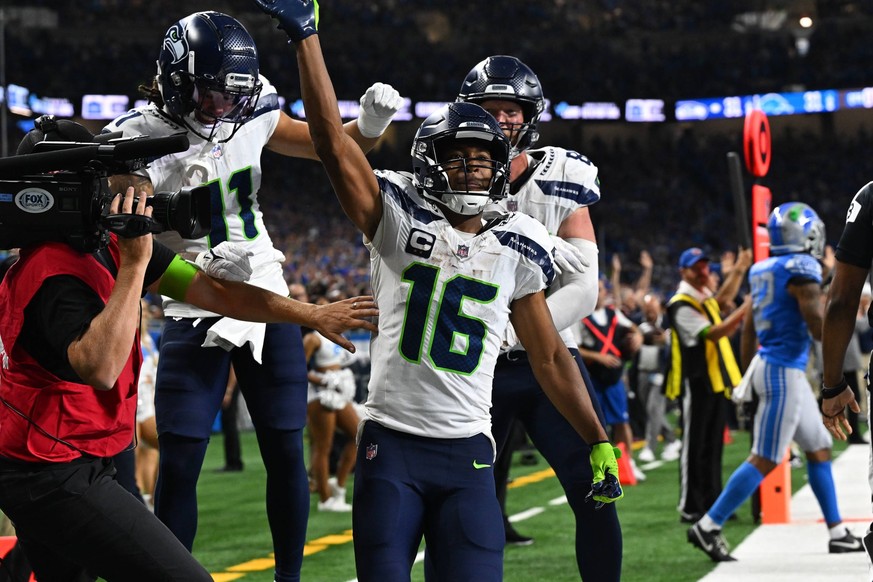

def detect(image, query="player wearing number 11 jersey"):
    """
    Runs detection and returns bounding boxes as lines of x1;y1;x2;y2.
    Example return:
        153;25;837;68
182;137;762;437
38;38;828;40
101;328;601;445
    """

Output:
105;11;401;582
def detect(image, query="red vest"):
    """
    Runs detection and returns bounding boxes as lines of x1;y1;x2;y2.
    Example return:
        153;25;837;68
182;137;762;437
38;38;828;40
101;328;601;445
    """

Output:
0;239;140;462
582;307;629;386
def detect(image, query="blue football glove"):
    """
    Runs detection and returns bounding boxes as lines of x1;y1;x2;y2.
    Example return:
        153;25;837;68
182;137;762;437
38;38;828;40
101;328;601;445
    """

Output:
252;0;319;43
587;441;624;508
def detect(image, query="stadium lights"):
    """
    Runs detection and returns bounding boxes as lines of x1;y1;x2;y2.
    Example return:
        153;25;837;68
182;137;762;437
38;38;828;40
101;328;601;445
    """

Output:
1;83;872;125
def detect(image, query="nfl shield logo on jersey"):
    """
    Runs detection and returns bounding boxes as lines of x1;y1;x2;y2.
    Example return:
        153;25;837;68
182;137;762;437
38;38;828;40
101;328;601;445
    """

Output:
366;443;378;460
507;200;518;212
457;244;469;258
211;144;223;159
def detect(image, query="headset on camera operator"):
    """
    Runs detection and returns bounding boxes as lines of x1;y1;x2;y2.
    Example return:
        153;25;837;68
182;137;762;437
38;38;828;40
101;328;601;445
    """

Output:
0;117;378;582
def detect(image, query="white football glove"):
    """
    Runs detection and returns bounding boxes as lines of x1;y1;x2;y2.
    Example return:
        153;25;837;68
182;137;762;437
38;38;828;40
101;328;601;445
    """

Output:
502;322;520;351
550;235;590;276
194;242;254;282
357;82;404;138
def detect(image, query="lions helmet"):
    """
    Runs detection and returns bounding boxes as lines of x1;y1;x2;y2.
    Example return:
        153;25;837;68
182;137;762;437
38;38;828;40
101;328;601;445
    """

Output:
411;102;510;216
768;202;825;259
457;55;544;157
157;11;262;142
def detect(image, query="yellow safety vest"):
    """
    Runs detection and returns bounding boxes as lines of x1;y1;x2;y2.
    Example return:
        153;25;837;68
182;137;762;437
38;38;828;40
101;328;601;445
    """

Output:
665;293;742;400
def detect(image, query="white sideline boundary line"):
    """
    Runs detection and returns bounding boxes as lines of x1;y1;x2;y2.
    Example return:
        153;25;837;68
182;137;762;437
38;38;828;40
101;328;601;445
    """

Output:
700;443;873;581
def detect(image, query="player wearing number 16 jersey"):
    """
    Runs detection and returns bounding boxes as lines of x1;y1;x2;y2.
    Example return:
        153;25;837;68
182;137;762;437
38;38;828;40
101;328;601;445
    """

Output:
105;11;401;582
688;202;863;562
264;2;623;577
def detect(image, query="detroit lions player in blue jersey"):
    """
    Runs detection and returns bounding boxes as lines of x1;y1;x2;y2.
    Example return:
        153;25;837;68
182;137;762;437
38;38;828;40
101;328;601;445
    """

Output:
105;11;401;582
252;1;623;579
456;55;622;580
688;202;863;562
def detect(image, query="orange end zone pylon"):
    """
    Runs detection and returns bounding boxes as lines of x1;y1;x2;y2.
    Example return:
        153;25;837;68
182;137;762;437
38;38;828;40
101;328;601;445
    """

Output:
615;442;637;486
760;450;791;524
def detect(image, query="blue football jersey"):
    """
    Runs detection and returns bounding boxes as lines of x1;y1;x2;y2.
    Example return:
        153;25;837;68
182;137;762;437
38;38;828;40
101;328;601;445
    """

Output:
749;253;822;369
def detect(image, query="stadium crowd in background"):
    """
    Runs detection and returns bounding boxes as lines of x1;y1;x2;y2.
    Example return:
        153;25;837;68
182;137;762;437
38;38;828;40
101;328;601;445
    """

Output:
5;0;873;579
9;2;873;106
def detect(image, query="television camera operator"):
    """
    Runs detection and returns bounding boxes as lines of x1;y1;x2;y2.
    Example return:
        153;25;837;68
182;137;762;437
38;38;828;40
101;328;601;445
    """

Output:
0;119;378;582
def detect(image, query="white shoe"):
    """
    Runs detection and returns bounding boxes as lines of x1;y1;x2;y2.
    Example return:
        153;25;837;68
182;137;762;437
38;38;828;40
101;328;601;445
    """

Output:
661;440;682;462
638;447;656;463
318;496;352;512
328;476;346;499
631;459;647;482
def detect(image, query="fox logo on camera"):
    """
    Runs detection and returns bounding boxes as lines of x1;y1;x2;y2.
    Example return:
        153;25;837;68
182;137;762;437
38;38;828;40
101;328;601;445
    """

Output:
14;188;54;213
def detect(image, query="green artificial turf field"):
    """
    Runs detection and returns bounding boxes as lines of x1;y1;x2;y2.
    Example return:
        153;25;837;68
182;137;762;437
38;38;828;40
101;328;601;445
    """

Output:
188;426;843;582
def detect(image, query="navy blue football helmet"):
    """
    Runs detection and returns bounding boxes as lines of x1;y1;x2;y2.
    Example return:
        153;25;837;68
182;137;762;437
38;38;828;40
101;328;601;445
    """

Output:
768;202;825;259
457;56;544;157
156;11;262;142
411;102;510;216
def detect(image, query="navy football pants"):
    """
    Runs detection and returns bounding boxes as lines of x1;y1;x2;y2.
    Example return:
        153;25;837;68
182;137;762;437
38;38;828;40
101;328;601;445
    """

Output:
353;421;504;582
154;317;309;582
491;349;623;581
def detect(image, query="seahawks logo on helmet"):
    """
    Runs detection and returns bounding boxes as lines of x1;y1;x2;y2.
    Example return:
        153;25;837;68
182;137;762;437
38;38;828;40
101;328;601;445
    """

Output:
162;25;188;65
156;12;262;143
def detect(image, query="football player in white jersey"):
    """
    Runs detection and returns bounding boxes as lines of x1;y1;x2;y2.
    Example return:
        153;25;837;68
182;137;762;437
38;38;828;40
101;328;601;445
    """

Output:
105;11;401;582
456;56;622;580
253;1;622;579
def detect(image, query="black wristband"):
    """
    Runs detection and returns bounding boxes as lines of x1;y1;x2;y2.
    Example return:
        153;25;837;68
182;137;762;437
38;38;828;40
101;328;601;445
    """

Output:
820;377;850;399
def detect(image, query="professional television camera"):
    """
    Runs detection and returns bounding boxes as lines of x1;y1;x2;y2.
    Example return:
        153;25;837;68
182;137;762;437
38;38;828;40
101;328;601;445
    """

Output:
0;116;210;252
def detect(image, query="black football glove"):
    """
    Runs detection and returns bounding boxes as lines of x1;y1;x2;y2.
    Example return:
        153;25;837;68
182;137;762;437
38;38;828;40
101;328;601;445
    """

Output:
252;0;319;43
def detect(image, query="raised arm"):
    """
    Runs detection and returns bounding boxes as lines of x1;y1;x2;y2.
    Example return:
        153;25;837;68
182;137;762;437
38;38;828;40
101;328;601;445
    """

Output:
634;250;653;304
714;247;752;310
254;0;395;241
265;85;400;159
296;37;384;240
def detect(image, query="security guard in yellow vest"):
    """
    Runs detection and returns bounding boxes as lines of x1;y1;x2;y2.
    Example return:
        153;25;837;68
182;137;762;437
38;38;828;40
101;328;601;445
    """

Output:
667;247;751;523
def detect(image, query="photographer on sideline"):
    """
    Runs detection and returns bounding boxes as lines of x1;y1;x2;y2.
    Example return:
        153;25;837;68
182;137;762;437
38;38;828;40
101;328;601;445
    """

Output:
0;122;377;582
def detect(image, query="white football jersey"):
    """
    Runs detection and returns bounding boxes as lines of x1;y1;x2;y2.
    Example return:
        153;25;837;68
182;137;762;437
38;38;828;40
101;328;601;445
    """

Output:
486;146;600;347
104;77;286;317
364;170;556;447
